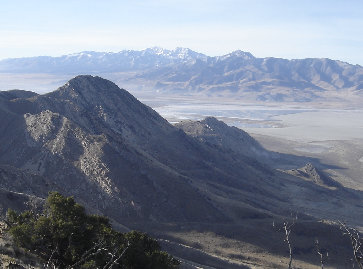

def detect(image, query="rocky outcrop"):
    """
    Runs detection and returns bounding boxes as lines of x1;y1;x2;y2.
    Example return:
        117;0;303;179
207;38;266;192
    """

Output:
300;163;340;187
176;117;267;159
288;163;340;188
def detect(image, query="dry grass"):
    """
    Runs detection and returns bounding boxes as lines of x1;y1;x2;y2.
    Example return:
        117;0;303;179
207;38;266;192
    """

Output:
128;218;358;269
0;222;42;269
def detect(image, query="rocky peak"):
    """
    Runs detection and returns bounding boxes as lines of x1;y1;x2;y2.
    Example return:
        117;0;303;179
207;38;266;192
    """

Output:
298;163;339;188
218;50;255;61
301;163;322;183
49;75;122;99
302;163;319;177
203;116;221;125
176;117;266;158
141;47;207;61
230;50;255;59
44;75;153;119
202;116;229;131
36;75;171;144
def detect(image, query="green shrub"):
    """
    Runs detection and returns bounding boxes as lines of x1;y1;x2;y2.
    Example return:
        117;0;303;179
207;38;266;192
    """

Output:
6;192;179;269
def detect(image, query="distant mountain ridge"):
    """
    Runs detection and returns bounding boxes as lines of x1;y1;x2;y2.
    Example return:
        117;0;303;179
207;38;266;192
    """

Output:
1;48;362;103
0;47;208;73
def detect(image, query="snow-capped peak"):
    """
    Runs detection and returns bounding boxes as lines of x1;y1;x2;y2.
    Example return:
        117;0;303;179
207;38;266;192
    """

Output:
144;47;169;55
219;50;255;61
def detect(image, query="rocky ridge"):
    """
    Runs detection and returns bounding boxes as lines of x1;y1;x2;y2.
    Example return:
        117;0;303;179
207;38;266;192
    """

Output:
1;76;363;268
0;76;281;223
176;117;267;159
287;162;340;188
0;75;361;223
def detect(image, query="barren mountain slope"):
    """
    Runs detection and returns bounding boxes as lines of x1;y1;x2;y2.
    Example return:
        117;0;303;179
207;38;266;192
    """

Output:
0;75;362;222
0;76;362;268
0;75;290;223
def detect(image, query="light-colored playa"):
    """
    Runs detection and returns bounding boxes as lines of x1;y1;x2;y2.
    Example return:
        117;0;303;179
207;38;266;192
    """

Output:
142;97;363;190
245;110;363;142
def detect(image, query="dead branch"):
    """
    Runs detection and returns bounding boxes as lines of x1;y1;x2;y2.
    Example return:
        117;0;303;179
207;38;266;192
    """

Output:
283;220;295;269
315;239;328;269
45;247;58;268
273;215;297;269
103;241;129;269
65;241;106;269
339;221;363;269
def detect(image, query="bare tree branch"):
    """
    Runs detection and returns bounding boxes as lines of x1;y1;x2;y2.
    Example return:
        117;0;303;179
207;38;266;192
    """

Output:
283;220;295;269
100;241;129;269
45;247;57;268
339;221;363;269
65;241;106;269
273;215;297;269
315;239;328;269
103;241;130;269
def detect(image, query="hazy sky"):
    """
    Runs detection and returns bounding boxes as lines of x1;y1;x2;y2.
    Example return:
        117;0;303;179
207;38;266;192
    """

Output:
1;0;363;65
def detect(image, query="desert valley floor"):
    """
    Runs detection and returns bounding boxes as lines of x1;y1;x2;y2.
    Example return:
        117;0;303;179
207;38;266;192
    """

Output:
141;94;363;194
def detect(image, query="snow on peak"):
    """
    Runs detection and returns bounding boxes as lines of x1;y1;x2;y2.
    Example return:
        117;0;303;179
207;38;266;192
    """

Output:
148;47;169;55
173;47;192;58
138;47;207;62
220;50;255;60
65;51;110;60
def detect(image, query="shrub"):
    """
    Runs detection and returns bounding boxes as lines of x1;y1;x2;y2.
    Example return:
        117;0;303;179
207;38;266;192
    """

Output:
6;192;179;269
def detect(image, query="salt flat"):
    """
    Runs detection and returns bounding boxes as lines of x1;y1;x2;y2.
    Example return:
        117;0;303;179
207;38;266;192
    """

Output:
141;96;363;190
144;97;363;142
244;109;363;142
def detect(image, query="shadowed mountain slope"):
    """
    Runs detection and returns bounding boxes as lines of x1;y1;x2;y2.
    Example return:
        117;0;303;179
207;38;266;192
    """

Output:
0;75;361;227
0;90;38;101
1;76;363;268
0;76;362;226
176;117;267;159
0;76;287;223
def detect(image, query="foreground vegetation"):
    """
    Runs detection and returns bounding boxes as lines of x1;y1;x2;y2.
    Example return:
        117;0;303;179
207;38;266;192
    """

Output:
5;192;179;268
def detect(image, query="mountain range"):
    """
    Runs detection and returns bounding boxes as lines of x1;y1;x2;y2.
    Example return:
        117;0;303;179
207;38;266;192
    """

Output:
1;48;362;103
0;75;362;268
0;75;285;222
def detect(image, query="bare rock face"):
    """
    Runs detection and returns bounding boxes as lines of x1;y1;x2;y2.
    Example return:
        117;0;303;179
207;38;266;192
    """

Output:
176;117;267;158
287;163;340;188
301;163;323;184
300;163;339;187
